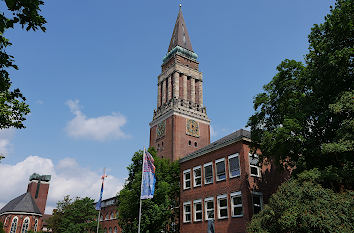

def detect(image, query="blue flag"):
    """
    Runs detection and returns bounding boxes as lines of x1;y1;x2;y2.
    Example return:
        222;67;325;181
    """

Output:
95;171;107;210
140;150;156;199
95;182;104;210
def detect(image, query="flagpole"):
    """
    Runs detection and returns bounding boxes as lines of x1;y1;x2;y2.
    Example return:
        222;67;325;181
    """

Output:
96;211;101;233
96;168;106;233
138;147;145;233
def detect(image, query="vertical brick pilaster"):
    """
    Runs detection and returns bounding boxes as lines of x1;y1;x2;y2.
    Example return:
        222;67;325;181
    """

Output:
173;72;179;99
167;75;172;101
199;81;203;106
183;74;187;100
191;78;195;103
162;79;166;104
157;83;161;107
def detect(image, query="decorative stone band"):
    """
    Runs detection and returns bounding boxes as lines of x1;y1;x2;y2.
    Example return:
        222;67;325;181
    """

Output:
163;45;198;64
150;98;210;127
0;211;43;217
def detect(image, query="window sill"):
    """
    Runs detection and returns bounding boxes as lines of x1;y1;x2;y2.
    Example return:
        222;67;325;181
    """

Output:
232;215;243;218
218;216;228;220
183;187;191;190
216;178;226;182
183;221;191;224
204;181;213;185
193;184;201;188
194;219;202;223
229;174;241;179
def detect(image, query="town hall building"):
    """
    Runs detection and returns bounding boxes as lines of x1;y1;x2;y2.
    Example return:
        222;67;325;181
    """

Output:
149;6;288;233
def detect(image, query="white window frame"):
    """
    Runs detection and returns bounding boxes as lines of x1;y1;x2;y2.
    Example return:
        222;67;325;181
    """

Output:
193;166;202;187
252;192;263;214
217;194;228;219
203;162;213;185
204;197;214;220
183;201;192;223
249;153;261;177
193;199;203;222
183;169;191;190
21;216;30;233
228;153;241;178
215;158;226;181
34;219;38;232
10;216;18;233
230;191;243;217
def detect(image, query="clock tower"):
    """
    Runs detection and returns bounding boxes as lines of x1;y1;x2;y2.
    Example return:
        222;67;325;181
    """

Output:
149;7;210;161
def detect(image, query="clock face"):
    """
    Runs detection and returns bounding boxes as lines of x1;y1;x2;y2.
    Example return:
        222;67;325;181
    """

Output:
186;119;199;137
156;121;166;139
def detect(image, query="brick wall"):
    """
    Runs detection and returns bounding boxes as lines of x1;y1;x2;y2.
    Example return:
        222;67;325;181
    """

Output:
27;181;50;214
179;140;289;233
150;115;210;161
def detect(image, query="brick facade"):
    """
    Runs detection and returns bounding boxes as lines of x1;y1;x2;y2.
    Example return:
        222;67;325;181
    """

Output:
27;180;50;215
179;130;289;233
150;115;210;161
97;197;121;233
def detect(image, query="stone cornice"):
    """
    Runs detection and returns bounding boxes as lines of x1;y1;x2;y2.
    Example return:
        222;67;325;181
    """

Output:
150;98;210;127
158;63;202;84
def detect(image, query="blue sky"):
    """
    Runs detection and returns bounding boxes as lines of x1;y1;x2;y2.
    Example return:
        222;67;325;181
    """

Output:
0;0;334;213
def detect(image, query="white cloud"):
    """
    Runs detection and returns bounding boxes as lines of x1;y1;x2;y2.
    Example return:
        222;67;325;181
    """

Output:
0;156;123;214
65;99;128;141
0;128;15;156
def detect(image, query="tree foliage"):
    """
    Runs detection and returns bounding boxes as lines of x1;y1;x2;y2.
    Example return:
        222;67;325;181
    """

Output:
0;0;46;129
248;169;354;233
247;0;353;191
47;195;99;233
117;148;180;233
0;222;4;233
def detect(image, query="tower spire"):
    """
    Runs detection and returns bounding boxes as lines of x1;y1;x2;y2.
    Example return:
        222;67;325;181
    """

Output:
168;6;193;52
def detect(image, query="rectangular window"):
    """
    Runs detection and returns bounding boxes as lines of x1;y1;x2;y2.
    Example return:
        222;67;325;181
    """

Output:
230;192;243;217
204;197;214;220
228;154;240;178
193;166;202;187
193;200;202;222
217;195;228;219
216;158;226;181
183;202;191;223
252;192;263;214
204;162;213;184
249;154;261;177
183;169;191;189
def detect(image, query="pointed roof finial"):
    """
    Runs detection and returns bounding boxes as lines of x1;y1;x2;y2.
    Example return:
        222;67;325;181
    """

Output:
179;3;182;8
167;4;194;52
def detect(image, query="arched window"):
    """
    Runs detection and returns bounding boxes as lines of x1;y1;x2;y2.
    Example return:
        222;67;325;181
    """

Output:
114;226;118;233
110;212;114;219
100;214;103;221
4;216;9;226
34;219;38;231
9;216;18;233
104;228;107;233
105;213;109;220
21;217;30;233
109;227;112;233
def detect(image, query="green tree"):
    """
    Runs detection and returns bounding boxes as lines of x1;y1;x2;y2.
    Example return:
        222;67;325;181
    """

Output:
47;195;99;233
247;0;353;191
117;148;180;233
1;0;46;129
248;169;354;233
0;222;5;233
